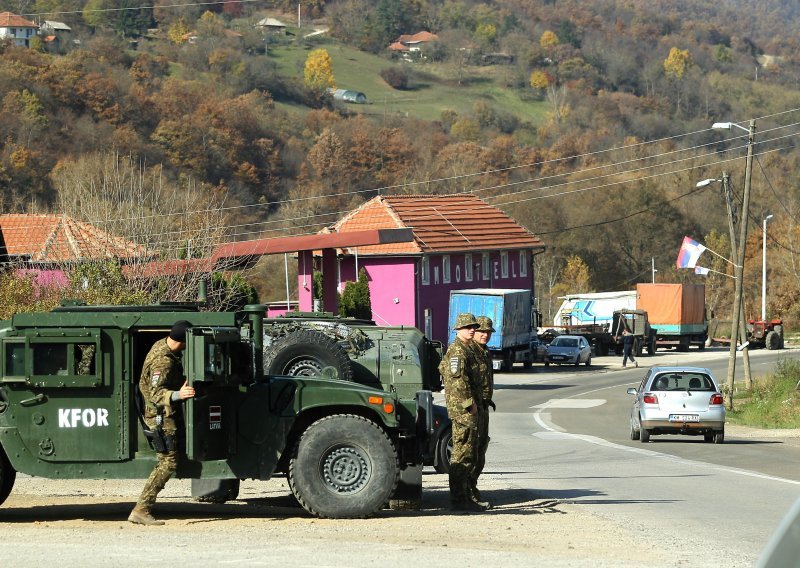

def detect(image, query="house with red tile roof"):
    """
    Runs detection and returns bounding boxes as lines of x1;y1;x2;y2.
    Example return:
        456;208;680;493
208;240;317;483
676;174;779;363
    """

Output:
0;214;146;264
0;12;38;47
388;31;439;57
302;194;545;343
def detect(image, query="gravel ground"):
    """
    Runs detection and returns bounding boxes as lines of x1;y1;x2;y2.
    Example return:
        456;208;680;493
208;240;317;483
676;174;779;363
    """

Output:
0;472;675;568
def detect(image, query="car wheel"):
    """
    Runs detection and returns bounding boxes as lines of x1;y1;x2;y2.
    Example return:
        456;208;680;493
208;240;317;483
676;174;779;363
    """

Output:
265;329;354;381
629;419;640;441
640;422;651;443
585;356;591;367
714;430;725;444
288;414;399;518
574;357;580;367
434;426;452;474
544;362;550;367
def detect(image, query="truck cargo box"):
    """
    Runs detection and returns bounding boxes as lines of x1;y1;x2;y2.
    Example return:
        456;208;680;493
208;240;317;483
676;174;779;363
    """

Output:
554;291;637;327
636;283;705;335
448;289;533;350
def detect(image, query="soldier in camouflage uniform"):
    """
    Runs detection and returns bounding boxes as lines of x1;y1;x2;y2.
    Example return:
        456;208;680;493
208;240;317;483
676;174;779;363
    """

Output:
438;313;488;512
471;316;496;503
128;320;195;526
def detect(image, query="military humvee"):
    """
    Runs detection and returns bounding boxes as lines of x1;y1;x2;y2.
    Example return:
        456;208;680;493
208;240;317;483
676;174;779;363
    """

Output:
259;312;452;474
0;301;438;518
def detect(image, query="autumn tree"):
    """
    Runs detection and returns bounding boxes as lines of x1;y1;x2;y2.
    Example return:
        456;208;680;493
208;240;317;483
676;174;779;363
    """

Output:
540;30;559;47
552;255;593;298
304;48;336;96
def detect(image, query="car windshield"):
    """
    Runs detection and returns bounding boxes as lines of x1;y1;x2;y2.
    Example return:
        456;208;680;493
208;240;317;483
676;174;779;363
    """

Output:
649;372;715;391
552;337;578;347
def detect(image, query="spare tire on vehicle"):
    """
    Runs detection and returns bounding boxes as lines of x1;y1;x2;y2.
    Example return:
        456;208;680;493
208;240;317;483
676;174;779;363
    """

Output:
265;329;353;381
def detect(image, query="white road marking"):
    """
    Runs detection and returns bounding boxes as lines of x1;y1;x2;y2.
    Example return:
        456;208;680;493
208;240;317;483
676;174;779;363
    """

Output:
531;399;606;409
530;382;800;486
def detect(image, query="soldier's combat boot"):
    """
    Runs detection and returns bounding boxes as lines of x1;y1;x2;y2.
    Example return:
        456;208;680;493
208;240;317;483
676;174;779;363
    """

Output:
451;499;489;512
128;505;165;526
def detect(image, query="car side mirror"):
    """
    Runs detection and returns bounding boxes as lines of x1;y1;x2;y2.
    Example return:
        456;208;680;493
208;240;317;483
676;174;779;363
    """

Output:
626;387;637;395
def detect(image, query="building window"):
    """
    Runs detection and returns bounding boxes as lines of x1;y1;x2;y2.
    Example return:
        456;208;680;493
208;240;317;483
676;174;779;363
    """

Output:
520;250;528;277
482;253;490;280
443;255;451;284
421;256;430;285
501;251;509;278
465;254;473;282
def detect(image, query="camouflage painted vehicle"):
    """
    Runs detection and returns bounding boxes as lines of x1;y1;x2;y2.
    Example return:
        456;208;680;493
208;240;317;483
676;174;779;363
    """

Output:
0;302;438;518
261;312;452;474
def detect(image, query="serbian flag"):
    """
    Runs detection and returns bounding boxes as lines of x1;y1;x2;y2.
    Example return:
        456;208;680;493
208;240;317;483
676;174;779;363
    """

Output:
676;236;706;268
694;266;710;276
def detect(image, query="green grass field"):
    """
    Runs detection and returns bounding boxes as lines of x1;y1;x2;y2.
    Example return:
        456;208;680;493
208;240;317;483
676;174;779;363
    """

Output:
267;39;549;124
728;358;800;428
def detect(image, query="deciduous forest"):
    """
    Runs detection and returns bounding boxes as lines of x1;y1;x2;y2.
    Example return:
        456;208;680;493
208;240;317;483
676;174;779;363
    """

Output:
2;0;800;325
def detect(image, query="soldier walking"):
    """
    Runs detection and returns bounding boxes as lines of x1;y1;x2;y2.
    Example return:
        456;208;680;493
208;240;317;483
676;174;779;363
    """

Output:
128;320;195;526
472;316;496;504
438;313;489;512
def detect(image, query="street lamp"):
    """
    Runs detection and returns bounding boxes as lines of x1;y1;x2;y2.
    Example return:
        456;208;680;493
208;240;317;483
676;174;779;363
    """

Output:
713;119;756;408
762;214;774;321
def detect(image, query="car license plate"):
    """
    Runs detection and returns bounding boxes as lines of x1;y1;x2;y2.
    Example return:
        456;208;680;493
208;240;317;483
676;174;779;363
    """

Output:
669;414;700;422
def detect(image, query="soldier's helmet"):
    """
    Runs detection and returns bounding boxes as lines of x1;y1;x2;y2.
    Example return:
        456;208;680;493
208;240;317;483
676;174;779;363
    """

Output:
476;316;495;332
454;313;479;329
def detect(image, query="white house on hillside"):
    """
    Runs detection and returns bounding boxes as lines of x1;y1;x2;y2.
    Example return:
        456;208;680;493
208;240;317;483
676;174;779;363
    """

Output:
0;12;38;47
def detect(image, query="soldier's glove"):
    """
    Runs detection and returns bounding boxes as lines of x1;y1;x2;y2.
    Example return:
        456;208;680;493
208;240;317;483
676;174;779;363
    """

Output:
488;400;496;411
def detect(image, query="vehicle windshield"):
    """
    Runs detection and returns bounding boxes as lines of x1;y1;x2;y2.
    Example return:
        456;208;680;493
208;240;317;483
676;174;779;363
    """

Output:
552;337;578;347
649;372;715;391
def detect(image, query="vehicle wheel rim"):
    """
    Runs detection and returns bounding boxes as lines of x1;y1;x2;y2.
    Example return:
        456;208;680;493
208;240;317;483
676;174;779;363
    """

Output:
286;357;325;377
320;445;371;494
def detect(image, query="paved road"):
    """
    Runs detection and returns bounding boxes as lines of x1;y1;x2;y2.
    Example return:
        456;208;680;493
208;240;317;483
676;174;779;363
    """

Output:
484;346;800;566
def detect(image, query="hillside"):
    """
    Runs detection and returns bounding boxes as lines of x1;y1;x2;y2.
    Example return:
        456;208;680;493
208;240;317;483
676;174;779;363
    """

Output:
1;0;800;325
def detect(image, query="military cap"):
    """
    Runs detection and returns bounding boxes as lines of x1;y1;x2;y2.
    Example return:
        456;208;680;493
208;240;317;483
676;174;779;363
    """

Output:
476;316;495;332
454;313;479;329
169;320;192;342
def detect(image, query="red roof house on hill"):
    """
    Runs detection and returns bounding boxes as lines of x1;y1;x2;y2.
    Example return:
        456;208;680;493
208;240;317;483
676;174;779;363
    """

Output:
389;30;439;53
0;12;38;47
303;194;545;343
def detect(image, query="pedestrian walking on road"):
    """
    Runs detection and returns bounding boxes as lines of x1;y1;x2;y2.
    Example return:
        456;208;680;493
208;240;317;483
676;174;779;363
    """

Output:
621;328;638;368
438;313;489;512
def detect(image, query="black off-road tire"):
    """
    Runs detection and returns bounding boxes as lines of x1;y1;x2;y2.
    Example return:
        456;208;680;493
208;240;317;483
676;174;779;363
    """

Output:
192;478;240;504
766;330;781;350
0;447;16;506
288;414;399;518
265;329;353;381
434;425;452;474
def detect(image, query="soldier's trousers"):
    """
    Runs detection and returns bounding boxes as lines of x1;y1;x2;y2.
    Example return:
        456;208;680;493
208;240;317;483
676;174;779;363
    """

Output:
473;410;490;485
136;431;179;510
449;419;480;502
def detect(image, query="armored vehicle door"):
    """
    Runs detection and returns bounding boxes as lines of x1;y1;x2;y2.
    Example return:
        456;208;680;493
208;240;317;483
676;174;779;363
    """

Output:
0;329;125;462
183;327;242;462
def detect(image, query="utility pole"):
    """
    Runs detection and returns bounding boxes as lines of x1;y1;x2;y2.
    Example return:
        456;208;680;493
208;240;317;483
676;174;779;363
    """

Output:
723;119;756;408
651;257;657;283
721;172;752;390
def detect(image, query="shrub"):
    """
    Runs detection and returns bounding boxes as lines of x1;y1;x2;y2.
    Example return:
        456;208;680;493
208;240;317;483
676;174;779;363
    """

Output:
380;67;409;90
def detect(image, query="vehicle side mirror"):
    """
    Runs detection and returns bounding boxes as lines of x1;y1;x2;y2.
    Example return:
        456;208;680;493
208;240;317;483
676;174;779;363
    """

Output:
626;387;637;395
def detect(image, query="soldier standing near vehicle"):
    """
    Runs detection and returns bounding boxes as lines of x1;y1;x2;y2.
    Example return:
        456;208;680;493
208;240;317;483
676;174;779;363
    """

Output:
438;313;488;512
472;316;496;503
128;320;195;526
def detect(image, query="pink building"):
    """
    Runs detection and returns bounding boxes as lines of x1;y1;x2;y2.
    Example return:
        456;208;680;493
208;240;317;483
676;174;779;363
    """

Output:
300;195;545;343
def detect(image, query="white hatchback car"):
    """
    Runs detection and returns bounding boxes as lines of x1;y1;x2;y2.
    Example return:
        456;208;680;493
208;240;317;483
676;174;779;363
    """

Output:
627;366;726;443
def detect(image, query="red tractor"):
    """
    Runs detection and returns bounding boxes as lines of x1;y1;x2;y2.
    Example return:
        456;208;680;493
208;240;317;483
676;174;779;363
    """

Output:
747;318;785;350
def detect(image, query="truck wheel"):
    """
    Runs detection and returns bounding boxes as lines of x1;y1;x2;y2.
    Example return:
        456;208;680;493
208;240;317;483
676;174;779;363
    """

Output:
766;330;781;350
647;338;656;355
288;414;399;518
265;330;353;381
502;350;514;372
434;425;452;474
0;447;16;506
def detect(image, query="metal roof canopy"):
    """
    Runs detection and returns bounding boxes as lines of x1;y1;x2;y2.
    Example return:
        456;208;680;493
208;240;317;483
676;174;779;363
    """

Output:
212;228;415;268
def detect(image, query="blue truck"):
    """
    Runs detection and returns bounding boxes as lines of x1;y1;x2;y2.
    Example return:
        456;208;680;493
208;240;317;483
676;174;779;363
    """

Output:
448;289;541;372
